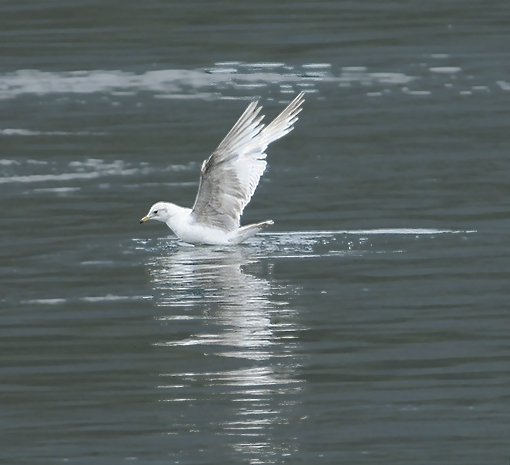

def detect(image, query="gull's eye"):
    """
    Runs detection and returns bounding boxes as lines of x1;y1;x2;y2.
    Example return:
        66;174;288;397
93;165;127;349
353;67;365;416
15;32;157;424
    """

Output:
153;210;158;214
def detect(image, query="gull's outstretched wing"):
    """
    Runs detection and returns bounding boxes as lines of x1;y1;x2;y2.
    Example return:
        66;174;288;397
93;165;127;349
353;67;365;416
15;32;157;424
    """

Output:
191;92;305;231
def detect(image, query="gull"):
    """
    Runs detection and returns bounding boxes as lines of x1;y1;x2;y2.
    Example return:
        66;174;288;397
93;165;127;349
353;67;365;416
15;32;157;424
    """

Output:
140;92;304;245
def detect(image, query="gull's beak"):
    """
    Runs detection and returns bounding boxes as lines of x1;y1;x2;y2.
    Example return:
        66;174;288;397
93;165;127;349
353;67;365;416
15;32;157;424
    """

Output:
140;216;150;224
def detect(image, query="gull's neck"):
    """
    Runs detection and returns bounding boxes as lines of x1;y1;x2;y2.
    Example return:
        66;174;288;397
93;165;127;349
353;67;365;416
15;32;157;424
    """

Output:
161;202;192;233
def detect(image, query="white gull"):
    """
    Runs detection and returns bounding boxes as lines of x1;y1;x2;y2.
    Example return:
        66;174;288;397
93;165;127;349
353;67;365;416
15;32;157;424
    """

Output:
140;92;304;245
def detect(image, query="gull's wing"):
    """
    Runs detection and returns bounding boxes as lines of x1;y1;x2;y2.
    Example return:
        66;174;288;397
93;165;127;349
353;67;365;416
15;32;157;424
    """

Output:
191;92;305;232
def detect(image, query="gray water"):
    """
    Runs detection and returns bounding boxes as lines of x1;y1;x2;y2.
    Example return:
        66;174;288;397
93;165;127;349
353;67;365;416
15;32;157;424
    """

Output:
1;1;509;464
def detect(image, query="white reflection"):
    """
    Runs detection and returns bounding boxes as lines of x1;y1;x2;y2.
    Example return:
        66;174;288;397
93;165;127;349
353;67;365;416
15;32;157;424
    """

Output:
147;242;304;462
149;245;298;358
141;228;460;461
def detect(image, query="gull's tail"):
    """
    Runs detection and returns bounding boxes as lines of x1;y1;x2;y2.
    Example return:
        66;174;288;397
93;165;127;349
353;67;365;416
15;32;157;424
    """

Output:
228;220;274;244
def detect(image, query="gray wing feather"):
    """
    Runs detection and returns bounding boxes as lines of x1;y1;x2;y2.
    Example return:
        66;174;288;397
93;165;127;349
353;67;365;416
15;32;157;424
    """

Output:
191;92;305;232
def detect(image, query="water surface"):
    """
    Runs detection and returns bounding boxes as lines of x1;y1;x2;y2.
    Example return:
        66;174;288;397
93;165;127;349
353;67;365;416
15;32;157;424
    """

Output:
1;1;509;464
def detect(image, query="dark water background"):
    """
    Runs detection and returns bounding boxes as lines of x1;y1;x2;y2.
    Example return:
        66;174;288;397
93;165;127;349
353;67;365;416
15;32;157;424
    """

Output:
1;1;509;464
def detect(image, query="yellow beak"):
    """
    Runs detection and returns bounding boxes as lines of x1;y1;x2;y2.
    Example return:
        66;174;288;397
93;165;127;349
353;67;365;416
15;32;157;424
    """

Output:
140;216;150;224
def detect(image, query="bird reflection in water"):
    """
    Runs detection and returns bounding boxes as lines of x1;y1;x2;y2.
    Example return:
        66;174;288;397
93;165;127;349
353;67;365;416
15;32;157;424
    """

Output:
146;242;305;461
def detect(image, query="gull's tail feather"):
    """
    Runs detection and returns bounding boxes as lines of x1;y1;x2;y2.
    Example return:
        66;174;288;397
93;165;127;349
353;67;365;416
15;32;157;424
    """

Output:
228;220;274;244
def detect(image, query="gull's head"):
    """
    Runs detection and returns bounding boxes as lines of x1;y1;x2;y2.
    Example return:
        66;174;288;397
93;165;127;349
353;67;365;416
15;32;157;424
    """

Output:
140;202;172;224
